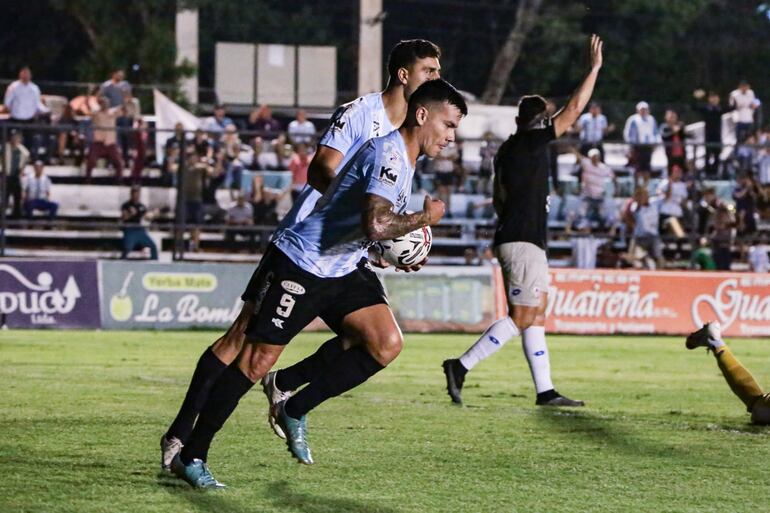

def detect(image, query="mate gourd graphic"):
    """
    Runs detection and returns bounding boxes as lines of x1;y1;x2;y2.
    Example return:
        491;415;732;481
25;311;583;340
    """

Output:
110;272;134;321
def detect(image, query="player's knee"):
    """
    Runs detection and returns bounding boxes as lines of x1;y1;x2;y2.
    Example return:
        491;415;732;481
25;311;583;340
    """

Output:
367;330;403;366
239;346;280;383
510;308;535;331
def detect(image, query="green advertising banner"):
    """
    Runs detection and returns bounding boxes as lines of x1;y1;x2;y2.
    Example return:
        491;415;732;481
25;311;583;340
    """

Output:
99;261;256;329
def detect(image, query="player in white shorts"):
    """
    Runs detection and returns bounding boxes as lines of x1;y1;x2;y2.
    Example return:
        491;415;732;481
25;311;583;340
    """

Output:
443;35;604;407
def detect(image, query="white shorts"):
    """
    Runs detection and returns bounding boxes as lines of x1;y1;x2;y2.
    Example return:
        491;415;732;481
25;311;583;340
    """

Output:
495;241;548;307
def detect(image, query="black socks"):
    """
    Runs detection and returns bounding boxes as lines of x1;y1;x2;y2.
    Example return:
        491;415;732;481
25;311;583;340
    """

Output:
275;336;345;392
536;389;559;403
166;347;227;442
284;345;385;419
180;364;255;464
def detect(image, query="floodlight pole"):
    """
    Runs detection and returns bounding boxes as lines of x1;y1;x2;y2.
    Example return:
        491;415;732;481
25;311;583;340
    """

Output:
358;0;384;95
0;124;7;257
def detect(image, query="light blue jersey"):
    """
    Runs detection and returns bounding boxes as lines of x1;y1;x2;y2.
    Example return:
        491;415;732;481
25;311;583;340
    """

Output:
278;92;396;230
274;130;414;278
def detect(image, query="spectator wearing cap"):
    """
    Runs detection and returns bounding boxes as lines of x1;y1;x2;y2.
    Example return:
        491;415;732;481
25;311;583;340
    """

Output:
287;110;317;146
202;104;234;135
577;102;611;162
22;161;58;220
3;66;47;157
86;96;124;182
692;89;732;177
3;131;29;218
120;185;158;259
729;80;758;143
99;69;134;163
623;101;660;184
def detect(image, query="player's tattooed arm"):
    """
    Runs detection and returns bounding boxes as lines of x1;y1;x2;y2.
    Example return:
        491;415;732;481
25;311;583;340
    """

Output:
363;194;445;241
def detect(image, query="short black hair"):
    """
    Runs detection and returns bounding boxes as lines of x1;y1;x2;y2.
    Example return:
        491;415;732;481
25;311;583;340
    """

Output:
407;79;468;116
517;95;547;127
387;39;441;80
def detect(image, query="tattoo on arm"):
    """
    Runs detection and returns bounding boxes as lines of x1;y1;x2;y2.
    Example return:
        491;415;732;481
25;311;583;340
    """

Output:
363;194;430;241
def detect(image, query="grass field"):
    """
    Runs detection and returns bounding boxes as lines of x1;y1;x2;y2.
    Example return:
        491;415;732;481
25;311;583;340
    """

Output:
2;330;770;513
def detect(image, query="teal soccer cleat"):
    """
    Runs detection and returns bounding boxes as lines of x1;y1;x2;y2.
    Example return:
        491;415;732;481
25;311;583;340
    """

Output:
276;401;314;465
170;454;226;490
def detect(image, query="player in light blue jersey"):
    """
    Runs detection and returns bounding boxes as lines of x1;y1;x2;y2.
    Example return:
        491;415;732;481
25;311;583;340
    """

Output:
170;80;466;485
160;40;441;472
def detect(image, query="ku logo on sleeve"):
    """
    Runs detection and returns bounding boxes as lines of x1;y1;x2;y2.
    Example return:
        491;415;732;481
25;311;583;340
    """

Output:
379;165;398;186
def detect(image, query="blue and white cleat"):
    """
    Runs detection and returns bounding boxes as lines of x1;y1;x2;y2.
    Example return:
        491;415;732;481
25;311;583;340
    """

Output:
275;401;314;465
261;371;294;440
170;454;226;489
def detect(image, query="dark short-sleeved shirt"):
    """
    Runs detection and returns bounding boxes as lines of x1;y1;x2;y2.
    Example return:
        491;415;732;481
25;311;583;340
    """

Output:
493;123;556;249
121;200;147;223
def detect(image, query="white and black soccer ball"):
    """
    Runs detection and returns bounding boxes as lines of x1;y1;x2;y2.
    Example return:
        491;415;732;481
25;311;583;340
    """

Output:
376;226;432;267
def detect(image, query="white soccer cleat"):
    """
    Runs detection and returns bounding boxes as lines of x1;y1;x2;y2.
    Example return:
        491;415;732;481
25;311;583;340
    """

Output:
261;371;294;440
160;435;184;472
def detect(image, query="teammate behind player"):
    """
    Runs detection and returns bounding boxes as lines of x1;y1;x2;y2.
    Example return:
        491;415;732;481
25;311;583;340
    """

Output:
443;34;604;407
170;79;465;488
686;322;770;425
159;39;441;470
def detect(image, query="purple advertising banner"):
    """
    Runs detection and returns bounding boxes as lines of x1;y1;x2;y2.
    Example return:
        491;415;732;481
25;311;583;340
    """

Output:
0;260;101;328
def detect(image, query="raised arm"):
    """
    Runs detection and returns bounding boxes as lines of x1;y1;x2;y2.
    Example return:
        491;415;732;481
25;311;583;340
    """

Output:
362;194;445;241
307;145;344;193
553;35;603;138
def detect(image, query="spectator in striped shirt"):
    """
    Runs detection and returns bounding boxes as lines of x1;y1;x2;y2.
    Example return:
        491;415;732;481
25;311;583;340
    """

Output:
624;101;660;185
576;102;612;161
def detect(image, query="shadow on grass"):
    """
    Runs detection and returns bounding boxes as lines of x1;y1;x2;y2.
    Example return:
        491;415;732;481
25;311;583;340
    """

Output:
266;481;400;513
160;477;399;513
533;409;683;458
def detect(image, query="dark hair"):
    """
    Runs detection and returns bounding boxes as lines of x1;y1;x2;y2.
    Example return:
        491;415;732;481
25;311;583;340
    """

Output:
517;95;547;127
407;79;468;116
387;39;441;80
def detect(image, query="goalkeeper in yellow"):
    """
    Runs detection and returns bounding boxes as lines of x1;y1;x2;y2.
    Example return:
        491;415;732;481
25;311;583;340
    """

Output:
686;322;770;424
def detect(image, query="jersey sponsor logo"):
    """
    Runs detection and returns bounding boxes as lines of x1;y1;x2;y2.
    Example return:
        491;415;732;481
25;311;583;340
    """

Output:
379;166;397;186
372;119;381;135
281;280;306;295
272;318;285;329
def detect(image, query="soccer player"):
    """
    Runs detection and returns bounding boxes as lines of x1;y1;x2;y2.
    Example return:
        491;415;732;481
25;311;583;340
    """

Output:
159;39;441;470
442;34;604;407
686;322;770;425
169;79;465;488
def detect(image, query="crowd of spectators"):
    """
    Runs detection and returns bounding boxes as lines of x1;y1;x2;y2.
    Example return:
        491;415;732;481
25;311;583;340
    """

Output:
1;65;769;269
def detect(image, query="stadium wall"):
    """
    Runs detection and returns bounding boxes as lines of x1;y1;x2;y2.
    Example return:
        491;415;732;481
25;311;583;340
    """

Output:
0;260;768;337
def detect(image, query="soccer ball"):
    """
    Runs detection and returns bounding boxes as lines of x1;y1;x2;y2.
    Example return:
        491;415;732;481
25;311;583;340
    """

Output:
376;226;432;267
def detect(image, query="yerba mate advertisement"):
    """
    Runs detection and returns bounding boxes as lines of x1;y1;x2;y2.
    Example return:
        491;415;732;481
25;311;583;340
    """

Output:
99;261;255;329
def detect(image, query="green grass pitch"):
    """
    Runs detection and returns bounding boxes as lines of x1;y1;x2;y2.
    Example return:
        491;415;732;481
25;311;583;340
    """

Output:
2;330;769;513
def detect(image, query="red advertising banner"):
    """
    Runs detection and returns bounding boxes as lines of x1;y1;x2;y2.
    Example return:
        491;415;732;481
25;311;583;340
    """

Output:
529;269;770;337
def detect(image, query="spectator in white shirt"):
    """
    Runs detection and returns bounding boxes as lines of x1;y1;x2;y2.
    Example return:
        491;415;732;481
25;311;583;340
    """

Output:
729;80;758;143
577;102;611;160
287;110;317;146
574;147;614;226
657;164;688;241
624;101;660;184
748;243;769;273
624;187;663;269
22;161;58;220
3;66;47;158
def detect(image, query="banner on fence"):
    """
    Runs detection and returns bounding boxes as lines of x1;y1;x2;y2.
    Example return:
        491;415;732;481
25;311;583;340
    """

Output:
99;261;254;329
0;260;101;328
541;269;770;337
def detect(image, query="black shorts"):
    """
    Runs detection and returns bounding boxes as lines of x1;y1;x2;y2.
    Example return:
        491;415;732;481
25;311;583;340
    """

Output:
240;245;388;345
